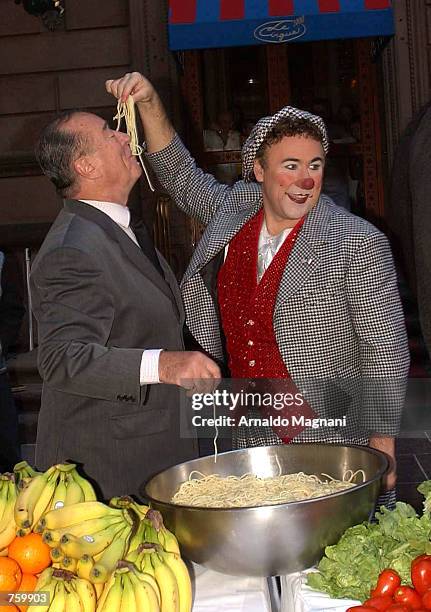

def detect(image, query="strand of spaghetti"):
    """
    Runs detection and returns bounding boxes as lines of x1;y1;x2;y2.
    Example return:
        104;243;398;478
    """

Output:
213;398;219;463
113;97;155;192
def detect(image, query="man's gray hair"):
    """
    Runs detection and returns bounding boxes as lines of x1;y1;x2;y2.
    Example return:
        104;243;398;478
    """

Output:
35;111;92;198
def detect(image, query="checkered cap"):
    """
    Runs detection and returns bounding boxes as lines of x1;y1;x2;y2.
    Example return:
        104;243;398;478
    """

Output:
242;106;329;182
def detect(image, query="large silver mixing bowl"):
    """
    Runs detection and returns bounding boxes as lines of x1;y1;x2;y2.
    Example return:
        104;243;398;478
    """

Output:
143;444;388;576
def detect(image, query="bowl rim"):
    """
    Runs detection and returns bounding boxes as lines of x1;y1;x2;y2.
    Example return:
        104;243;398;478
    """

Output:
143;443;389;511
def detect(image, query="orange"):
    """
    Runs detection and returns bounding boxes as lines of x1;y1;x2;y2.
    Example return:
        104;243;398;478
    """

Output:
0;556;22;591
16;573;37;612
8;533;51;575
0;606;18;611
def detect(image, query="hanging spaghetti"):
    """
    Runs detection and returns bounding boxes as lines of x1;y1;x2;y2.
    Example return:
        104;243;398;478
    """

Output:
113;97;155;192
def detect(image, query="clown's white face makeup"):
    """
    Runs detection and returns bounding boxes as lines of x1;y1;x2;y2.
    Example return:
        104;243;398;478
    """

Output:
253;135;325;235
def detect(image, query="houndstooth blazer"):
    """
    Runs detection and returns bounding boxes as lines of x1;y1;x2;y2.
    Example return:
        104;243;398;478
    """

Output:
148;135;410;447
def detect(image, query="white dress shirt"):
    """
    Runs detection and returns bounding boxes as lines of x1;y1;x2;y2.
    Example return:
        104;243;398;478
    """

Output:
80;200;162;384
257;219;292;283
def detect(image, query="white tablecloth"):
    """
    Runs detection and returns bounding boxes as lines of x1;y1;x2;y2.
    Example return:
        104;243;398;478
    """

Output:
191;563;272;611
280;570;361;612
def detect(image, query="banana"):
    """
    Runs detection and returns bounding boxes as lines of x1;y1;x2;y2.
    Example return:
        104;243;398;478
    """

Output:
43;529;62;547
16;526;32;537
127;519;146;553
141;549;157;578
64;474;84;505
27;575;58;612
30;470;59;529
94;570;116;611
13;460;37;491
125;547;140;564
14;465;56;528
0;479;10;524
151;552;180;612
158;551;192;612
64;582;82;612
35;566;55;590
47;579;67;612
0;480;16;534
0;517;16;550
50;472;67;511
138;571;162;607
144;522;163;547
55;462;77;472
158;527;180;555
131;501;150;519
94;582;104;599
90;526;131;584
56;515;124;542
96;571;123;611
50;547;65;563
61;555;78;572
73;576;97;612
70;469;97;502
42;502;122;530
129;569;160;610
120;571;136;612
77;554;95;580
61;521;128;558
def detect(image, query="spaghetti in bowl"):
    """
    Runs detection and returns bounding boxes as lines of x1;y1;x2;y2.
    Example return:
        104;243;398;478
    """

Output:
142;444;387;576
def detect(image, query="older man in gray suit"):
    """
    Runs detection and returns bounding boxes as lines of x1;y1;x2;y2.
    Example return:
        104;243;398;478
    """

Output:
106;72;409;507
31;110;220;499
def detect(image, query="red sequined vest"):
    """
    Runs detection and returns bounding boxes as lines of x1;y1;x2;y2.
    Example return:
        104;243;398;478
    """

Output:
218;210;313;441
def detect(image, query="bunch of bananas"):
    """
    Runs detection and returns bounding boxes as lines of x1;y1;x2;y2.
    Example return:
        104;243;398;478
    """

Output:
41;500;135;583
0;473;17;551
1;463;192;611
125;546;192;612
13;460;38;490
14;462;97;536
28;567;97;612
97;564;164;612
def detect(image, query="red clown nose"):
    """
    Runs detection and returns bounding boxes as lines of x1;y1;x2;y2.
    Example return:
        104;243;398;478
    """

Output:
294;178;314;190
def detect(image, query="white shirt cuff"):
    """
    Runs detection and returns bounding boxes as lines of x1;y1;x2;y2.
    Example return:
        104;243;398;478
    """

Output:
140;349;163;384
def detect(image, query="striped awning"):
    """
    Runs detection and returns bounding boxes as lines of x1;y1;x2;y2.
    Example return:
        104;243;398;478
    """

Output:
168;0;394;50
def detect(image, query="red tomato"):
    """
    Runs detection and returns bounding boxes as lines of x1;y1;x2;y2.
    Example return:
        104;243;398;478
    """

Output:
422;588;431;609
413;555;431;567
394;586;423;609
386;606;411;612
346;608;380;611
364;595;396;610
412;559;431;595
371;570;402;598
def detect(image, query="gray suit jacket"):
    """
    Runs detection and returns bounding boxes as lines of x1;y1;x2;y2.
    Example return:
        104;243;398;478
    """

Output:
30;199;198;499
148;136;410;447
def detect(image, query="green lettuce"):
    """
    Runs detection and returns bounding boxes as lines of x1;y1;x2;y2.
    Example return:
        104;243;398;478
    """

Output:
307;483;431;602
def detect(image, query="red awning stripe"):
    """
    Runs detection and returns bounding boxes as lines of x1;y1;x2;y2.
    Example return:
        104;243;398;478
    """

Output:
318;0;341;12
169;0;196;24
268;0;294;16
220;0;245;20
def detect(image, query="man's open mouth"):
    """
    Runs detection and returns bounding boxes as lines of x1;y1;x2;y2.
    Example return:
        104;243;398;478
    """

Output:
287;193;311;204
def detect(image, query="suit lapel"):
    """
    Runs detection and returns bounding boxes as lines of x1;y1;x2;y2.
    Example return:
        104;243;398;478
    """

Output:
183;199;262;283
275;197;333;311
64;200;179;309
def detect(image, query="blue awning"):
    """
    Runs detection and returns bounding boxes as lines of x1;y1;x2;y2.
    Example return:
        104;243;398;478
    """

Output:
168;0;394;50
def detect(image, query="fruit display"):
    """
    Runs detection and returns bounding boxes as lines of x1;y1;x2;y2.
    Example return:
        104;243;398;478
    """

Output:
0;462;192;612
